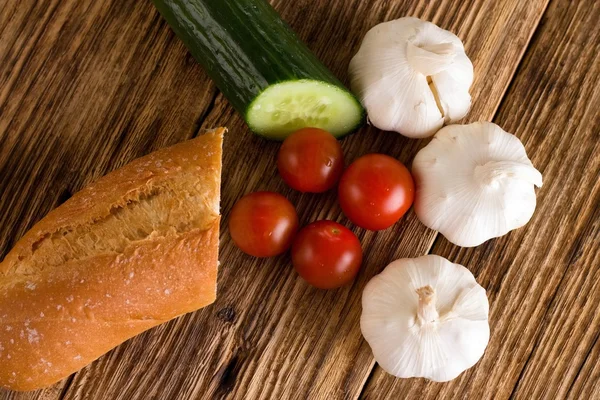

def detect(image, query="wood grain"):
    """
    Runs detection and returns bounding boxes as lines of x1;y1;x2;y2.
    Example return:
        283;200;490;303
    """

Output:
362;0;600;398
1;0;597;398
38;0;550;399
0;386;65;400
0;0;216;397
568;331;600;399
0;0;217;256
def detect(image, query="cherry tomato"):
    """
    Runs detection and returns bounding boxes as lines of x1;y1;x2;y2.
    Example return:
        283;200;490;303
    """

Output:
338;154;414;231
229;191;299;257
292;221;362;289
277;128;344;193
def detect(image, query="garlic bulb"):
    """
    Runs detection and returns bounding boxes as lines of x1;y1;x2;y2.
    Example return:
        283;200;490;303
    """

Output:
348;17;473;138
361;255;489;382
413;122;543;247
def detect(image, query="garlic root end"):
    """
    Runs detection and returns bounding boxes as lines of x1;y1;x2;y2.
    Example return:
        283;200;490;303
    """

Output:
417;285;439;324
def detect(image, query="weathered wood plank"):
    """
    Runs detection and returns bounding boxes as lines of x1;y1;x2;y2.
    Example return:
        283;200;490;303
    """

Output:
362;0;600;398
568;335;600;399
0;386;65;400
45;0;552;399
0;0;218;255
0;0;217;398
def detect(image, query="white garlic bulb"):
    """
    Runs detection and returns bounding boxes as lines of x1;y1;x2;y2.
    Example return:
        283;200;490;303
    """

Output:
413;122;543;247
361;255;489;382
348;17;473;138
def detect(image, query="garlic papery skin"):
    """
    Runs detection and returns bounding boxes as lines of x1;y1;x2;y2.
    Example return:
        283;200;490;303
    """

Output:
361;255;489;382
412;122;543;247
348;17;473;138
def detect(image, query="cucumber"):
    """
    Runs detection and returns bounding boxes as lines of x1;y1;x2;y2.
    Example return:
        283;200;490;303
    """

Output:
152;0;365;140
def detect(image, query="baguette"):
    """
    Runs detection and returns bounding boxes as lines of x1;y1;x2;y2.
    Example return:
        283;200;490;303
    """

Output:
0;128;224;391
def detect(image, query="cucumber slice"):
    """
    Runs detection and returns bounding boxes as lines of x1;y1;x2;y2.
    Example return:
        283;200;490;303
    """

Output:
247;80;364;140
152;0;365;140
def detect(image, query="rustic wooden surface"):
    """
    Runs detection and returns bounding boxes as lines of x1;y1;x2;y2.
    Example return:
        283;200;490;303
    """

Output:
0;0;598;398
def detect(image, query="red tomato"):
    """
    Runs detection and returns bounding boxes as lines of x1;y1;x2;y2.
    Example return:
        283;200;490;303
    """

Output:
338;154;414;231
277;128;344;193
229;191;299;257
291;221;362;289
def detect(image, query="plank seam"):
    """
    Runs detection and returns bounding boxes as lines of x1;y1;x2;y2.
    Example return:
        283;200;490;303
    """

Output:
191;90;220;139
58;374;75;400
488;0;552;121
355;364;377;400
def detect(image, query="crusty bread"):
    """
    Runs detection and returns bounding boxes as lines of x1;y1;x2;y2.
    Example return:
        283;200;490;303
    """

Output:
0;128;224;391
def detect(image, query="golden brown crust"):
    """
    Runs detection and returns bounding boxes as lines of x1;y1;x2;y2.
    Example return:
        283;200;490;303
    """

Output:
0;128;224;391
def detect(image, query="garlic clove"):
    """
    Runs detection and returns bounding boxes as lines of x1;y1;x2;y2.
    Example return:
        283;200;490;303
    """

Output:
349;17;473;138
413;122;543;247
431;51;474;122
432;317;490;381
361;255;489;382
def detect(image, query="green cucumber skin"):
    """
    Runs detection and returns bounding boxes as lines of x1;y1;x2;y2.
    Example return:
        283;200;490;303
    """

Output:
151;0;364;136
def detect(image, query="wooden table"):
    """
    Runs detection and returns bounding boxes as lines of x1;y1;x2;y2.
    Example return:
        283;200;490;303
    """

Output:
1;0;598;398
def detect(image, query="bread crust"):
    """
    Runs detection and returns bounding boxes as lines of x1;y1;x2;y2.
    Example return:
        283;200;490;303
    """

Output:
0;128;224;391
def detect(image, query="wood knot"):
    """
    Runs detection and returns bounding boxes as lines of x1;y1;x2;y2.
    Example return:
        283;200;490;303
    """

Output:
217;307;236;323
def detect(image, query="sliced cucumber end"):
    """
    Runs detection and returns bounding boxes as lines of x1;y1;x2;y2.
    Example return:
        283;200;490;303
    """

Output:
246;80;364;140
